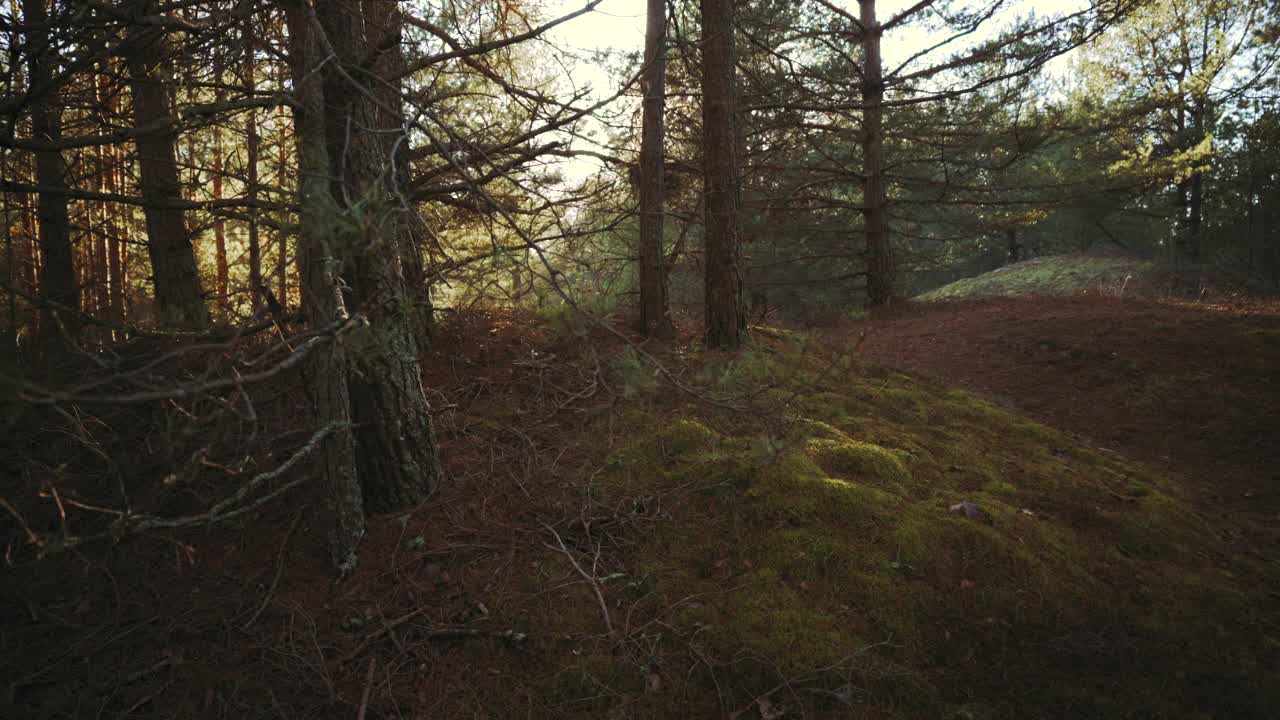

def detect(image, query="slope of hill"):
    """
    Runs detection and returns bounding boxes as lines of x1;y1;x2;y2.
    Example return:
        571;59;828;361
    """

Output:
7;311;1275;719
918;254;1158;301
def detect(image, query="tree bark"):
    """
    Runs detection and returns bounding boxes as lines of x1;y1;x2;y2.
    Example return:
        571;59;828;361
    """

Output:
860;0;893;306
315;0;443;512
276;129;291;308
244;2;263;310
700;0;744;349
365;0;433;339
23;0;80;346
283;0;365;574
124;0;208;328
638;0;673;338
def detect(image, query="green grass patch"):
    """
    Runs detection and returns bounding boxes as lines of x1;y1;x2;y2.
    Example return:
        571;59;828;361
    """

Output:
473;335;1278;718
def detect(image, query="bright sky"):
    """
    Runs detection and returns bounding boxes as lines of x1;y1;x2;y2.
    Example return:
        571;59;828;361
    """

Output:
545;0;1093;182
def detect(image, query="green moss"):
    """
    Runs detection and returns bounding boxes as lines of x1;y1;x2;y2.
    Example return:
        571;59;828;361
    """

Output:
491;335;1278;718
806;438;914;494
798;390;852;421
659;418;717;455
918;254;1157;302
785;417;849;441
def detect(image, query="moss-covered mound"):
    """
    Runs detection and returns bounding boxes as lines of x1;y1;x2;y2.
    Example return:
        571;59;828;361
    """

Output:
919;253;1157;301
468;338;1278;718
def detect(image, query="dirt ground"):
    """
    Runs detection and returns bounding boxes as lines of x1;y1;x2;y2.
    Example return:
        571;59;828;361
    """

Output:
854;295;1280;565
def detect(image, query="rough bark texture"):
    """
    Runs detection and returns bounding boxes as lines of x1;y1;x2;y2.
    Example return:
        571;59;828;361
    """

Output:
860;0;893;307
365;0;433;339
315;0;443;512
283;0;364;574
700;0;745;349
23;0;79;345
125;0;208;328
638;0;673;338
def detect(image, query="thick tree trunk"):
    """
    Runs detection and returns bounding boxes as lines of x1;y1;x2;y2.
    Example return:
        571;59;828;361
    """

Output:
700;0;744;349
283;0;365;574
638;0;673;338
860;0;893;306
23;0;79;346
125;1;208;328
365;0;433;338
316;0;443;511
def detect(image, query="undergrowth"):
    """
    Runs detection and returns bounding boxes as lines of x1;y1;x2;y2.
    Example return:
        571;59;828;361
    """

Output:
461;332;1279;718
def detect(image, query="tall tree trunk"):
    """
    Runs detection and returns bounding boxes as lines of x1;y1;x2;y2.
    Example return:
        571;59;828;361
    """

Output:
365;0;432;338
3;165;15;351
277;128;291;308
638;0;673;338
213;117;229;312
20;192;39;301
93;157;109;322
1183;96;1208;264
23;0;79;346
244;3;263;310
282;0;364;574
125;0;208;328
98;72;124;332
700;0;744;349
860;0;892;306
315;0;442;511
111;150;127;325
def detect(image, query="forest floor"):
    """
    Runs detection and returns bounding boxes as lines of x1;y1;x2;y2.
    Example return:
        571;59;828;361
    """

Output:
854;295;1280;560
3;295;1279;719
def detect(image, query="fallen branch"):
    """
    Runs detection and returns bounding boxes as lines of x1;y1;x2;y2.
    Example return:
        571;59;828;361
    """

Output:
542;522;616;641
22;422;347;558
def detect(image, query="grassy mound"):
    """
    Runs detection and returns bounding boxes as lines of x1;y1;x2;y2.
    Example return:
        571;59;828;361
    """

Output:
919;253;1156;302
460;336;1278;718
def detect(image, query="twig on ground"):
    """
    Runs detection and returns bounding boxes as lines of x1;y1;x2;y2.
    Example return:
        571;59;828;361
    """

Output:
355;657;376;720
542;522;616;640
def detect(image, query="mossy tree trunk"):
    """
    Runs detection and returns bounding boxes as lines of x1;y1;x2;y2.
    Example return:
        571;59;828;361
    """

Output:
700;0;745;349
314;0;443;512
282;0;364;573
365;0;434;339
